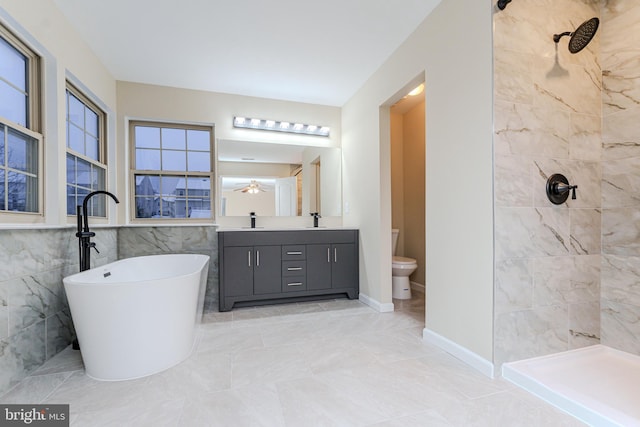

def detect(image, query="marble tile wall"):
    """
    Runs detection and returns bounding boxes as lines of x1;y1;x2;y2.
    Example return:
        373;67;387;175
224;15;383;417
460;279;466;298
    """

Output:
117;226;219;311
493;0;602;366
0;227;117;395
601;1;640;356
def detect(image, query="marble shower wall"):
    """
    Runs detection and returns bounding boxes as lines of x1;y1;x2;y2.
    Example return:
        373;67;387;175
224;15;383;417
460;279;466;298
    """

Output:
493;0;602;366
117;226;219;311
0;227;117;395
601;1;640;356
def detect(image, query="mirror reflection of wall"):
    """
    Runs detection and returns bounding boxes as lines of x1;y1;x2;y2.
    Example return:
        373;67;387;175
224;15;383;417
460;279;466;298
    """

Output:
309;157;321;214
217;139;341;217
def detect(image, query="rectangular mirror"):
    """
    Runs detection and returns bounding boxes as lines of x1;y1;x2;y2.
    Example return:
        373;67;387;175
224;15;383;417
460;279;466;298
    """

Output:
217;139;341;217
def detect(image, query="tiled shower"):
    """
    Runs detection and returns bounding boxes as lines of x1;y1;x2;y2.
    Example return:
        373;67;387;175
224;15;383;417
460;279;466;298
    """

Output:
494;0;640;365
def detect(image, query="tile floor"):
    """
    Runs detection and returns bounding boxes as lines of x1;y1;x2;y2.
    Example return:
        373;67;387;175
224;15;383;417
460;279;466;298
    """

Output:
0;292;586;426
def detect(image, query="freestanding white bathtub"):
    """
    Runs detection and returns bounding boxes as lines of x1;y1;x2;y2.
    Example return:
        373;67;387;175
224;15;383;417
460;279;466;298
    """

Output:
63;254;210;381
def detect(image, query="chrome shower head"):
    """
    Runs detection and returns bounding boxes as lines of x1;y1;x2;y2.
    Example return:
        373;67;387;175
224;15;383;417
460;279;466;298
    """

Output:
553;17;599;54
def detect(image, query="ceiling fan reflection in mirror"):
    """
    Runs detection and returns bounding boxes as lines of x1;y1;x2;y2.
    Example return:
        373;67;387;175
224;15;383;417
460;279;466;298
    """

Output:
234;179;273;194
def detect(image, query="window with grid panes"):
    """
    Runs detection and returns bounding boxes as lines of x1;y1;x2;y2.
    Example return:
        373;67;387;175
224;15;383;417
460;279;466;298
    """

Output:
66;84;107;217
130;121;213;220
0;25;41;215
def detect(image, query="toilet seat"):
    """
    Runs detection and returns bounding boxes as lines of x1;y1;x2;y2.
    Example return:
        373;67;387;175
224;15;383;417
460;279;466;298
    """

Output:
392;256;416;265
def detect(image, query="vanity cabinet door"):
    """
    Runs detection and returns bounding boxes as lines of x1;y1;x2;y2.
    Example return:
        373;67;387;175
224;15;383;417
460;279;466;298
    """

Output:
223;246;253;297
331;243;357;289
253;245;282;295
307;242;358;290
306;244;332;290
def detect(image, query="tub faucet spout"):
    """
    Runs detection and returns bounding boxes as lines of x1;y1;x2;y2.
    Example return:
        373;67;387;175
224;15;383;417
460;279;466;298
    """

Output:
76;191;119;272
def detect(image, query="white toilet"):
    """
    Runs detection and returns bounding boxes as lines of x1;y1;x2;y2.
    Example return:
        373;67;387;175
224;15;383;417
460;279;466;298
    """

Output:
392;229;417;299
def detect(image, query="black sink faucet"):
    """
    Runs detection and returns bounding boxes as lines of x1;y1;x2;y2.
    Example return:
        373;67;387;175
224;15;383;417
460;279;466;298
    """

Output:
311;212;321;228
76;191;119;271
250;211;257;229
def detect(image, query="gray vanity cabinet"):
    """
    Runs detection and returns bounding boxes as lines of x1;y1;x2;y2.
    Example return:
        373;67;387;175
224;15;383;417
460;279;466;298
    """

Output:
219;229;359;311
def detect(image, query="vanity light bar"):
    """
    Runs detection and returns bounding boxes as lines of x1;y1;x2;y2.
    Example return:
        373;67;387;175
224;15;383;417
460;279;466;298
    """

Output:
233;116;330;137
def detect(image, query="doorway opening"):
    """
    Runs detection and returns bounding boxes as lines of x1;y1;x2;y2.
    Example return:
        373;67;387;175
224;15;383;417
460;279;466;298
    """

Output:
388;80;426;314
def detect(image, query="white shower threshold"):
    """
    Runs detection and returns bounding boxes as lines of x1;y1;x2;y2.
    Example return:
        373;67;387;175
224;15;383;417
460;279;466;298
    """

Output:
502;345;640;427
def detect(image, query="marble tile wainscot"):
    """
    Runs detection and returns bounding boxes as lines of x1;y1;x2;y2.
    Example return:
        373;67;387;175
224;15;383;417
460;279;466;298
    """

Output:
0;227;118;395
117;225;219;312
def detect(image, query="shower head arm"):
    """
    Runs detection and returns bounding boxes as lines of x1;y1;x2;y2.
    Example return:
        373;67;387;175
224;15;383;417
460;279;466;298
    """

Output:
553;32;572;44
497;0;512;10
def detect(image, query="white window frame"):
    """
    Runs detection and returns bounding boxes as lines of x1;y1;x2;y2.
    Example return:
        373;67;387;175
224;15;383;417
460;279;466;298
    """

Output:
0;23;43;223
129;120;215;223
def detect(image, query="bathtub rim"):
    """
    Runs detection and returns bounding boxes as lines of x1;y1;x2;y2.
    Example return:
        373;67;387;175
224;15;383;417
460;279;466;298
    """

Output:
63;253;210;286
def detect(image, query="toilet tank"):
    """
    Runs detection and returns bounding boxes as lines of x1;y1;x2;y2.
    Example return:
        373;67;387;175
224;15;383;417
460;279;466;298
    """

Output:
392;229;399;255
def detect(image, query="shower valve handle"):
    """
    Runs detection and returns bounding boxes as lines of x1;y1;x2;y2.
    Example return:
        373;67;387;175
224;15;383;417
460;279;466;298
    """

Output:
554;183;578;200
546;173;577;205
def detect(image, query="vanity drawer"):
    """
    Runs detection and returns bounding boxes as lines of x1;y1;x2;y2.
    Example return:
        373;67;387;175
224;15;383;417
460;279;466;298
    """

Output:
282;260;306;276
282;276;306;292
282;245;306;260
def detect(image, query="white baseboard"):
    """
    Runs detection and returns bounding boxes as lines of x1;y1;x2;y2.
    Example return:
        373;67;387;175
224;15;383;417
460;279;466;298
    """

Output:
359;293;394;312
423;327;495;378
410;281;425;293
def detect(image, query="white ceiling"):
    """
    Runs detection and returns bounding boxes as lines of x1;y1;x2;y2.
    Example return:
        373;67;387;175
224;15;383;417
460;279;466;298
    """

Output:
52;0;440;106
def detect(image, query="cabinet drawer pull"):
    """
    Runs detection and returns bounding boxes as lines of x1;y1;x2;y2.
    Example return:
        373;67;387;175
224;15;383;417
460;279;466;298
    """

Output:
327;247;330;263
334;248;338;263
256;250;260;266
287;251;303;255
287;282;303;286
248;250;251;267
287;267;303;271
